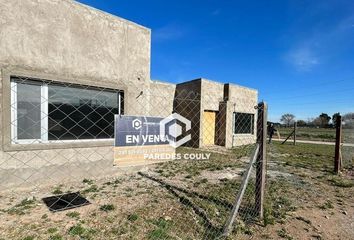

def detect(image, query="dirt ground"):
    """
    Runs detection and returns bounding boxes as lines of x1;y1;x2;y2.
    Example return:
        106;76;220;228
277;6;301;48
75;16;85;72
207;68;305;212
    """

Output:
244;142;354;240
0;143;353;240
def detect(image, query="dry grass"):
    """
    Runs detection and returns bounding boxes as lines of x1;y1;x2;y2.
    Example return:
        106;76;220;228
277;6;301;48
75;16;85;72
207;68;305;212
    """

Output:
0;143;353;240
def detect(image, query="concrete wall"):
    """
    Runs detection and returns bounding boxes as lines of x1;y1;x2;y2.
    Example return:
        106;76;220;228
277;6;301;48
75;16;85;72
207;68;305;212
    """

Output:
200;79;225;147
0;0;259;189
226;84;258;147
200;79;224;111
173;79;258;148
0;0;151;117
0;0;152;189
147;81;176;117
0;0;150;85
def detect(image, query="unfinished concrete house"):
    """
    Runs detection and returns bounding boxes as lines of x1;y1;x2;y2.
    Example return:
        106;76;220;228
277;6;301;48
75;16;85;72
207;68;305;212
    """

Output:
0;0;258;189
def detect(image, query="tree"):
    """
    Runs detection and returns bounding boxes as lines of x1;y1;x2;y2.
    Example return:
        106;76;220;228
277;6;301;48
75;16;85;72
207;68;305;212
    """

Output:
318;113;331;128
343;113;354;129
280;114;295;127
343;112;354;121
297;120;307;127
332;113;341;127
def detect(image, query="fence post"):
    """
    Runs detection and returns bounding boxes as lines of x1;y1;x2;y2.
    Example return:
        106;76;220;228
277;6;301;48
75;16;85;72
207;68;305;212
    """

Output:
294;122;297;145
256;102;267;218
334;115;342;174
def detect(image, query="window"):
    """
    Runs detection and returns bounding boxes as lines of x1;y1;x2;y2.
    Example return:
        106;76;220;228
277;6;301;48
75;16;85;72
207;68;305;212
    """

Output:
233;112;254;134
11;77;123;144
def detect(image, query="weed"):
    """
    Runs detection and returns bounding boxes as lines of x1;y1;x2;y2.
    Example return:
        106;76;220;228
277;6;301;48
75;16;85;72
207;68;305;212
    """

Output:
21;237;35;240
82;185;99;194
82;179;94;185
127;213;139;222
100;204;115;212
7;198;36;215
47;228;58;234
66;211;80;219
277;228;293;239
148;218;172;240
200;178;208;184
263;205;275;226
319;200;334;210
52;186;63;195
49;234;63;240
327;176;354;188
68;224;86;236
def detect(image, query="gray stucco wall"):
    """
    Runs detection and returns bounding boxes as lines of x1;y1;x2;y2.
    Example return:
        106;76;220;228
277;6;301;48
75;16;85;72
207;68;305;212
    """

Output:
0;0;152;117
0;0;258;190
147;81;176;117
0;0;151;85
226;84;258;147
0;0;152;189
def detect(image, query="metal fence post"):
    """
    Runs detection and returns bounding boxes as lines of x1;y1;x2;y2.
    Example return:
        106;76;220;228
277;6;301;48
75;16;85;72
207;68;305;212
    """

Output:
255;102;267;218
294;121;297;145
334;115;342;174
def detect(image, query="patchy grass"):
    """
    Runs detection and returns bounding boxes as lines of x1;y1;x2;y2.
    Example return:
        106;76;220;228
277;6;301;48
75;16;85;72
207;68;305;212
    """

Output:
326;175;354;188
6;198;37;215
147;218;173;240
127;213;139;222
21;237;35;240
47;228;58;234
99;204;115;212
82;179;94;185
272;142;334;172
68;224;86;236
52;186;63;195
48;234;63;240
277;227;293;240
318;200;334;210
66;211;80;219
82;184;99;194
1;144;353;240
278;127;335;142
264;178;296;226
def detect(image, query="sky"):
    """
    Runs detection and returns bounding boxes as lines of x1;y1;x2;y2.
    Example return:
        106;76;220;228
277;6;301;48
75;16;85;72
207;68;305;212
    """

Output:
77;0;354;123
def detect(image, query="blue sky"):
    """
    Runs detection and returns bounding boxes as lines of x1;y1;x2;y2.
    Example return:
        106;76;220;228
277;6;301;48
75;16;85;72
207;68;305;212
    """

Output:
78;0;354;122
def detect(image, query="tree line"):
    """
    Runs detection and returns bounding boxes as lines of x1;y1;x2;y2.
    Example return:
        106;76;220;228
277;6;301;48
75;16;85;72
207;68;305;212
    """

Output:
277;112;354;128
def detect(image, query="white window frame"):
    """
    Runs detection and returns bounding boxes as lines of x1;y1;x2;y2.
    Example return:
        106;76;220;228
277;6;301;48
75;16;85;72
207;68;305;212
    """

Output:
11;81;46;144
11;80;122;145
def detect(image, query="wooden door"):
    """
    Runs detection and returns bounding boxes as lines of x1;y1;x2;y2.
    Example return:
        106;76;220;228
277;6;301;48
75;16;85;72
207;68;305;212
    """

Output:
203;111;216;145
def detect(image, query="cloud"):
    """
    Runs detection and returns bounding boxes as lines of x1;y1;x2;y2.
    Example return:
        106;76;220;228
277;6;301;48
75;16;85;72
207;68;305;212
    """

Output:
153;24;184;42
287;46;319;71
285;14;354;72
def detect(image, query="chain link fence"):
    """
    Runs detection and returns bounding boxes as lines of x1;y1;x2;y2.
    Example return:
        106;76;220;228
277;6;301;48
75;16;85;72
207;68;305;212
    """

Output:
0;76;267;239
342;118;354;170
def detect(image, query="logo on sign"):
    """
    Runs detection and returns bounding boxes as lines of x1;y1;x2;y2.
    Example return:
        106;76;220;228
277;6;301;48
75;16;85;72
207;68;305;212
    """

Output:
160;113;191;148
132;119;142;130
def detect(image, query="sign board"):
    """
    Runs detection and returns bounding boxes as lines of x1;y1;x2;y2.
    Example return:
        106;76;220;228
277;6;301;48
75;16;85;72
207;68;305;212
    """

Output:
114;115;175;167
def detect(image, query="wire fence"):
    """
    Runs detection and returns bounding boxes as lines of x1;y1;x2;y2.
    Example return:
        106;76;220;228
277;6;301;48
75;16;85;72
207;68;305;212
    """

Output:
0;76;266;239
342;118;354;170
